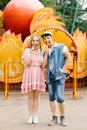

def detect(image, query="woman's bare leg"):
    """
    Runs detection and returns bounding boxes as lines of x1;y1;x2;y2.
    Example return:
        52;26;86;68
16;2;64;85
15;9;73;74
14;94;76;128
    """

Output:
33;90;40;114
28;91;34;114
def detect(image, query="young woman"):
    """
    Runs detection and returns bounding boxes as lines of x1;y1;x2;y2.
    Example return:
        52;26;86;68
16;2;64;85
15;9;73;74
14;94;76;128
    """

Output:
21;34;46;124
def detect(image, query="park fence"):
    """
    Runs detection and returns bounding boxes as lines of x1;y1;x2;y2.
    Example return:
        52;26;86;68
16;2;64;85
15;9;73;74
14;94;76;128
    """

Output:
0;61;87;99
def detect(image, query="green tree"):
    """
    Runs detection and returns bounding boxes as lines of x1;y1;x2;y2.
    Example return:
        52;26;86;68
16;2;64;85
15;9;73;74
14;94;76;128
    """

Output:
39;0;62;15
0;0;11;10
39;0;87;33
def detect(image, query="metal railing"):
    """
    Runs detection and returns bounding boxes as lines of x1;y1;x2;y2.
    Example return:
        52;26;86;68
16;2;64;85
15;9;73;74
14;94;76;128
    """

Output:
0;59;87;99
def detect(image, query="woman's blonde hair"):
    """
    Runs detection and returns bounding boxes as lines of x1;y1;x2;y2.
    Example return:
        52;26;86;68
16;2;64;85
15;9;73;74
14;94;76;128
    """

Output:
30;34;42;52
30;34;41;44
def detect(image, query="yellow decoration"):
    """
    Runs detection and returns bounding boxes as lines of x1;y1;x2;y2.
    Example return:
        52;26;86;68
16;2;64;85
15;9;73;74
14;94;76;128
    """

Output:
0;10;3;28
0;30;24;83
73;28;87;78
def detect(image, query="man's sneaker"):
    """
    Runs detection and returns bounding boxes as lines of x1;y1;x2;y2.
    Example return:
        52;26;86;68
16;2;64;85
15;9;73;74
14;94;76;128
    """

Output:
48;116;58;126
60;116;68;126
27;114;33;124
33;114;38;124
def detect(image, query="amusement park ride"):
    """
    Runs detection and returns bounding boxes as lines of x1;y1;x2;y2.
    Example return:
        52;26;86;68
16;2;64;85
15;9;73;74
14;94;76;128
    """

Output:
0;0;87;99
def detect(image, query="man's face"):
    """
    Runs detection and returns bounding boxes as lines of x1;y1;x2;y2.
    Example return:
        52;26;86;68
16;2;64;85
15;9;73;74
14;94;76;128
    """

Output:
43;35;53;48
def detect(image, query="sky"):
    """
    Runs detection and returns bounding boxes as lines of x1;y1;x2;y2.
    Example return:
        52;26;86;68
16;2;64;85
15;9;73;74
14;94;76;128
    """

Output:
78;0;87;20
78;0;87;9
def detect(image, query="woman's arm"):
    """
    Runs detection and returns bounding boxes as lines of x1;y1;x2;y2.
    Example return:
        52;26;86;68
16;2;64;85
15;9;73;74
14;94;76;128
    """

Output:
22;48;32;66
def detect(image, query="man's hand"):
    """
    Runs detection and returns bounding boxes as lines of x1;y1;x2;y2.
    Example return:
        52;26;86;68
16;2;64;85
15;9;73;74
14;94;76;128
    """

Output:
43;45;49;55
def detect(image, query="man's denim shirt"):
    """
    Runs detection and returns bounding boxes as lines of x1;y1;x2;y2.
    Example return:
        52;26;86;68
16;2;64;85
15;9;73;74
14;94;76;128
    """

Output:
46;43;66;83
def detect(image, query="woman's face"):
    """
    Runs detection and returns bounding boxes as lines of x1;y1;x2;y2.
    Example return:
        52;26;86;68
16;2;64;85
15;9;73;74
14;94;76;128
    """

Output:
31;36;40;50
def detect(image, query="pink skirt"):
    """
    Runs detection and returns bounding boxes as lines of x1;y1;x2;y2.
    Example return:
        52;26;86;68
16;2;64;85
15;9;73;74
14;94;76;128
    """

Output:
21;65;46;94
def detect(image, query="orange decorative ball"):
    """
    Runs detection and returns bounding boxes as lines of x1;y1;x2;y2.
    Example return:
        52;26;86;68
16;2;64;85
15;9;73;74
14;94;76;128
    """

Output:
3;0;44;39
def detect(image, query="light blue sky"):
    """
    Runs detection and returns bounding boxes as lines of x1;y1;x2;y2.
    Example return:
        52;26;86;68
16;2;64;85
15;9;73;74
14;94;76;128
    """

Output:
78;0;87;9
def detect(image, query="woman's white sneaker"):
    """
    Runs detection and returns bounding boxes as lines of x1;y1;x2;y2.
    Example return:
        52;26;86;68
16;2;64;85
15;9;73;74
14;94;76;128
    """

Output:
33;114;38;124
27;114;33;124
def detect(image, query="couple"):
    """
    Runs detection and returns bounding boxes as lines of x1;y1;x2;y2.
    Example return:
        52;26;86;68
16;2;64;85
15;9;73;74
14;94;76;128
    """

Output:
21;32;72;126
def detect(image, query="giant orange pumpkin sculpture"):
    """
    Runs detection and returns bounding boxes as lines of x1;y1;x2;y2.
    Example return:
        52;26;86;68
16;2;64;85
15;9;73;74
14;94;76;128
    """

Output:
3;0;44;39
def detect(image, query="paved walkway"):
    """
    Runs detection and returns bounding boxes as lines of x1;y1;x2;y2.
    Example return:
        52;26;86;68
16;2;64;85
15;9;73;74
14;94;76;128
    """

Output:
0;94;87;130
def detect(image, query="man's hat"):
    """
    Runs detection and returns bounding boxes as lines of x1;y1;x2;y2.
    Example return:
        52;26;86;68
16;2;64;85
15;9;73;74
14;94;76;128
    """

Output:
41;32;52;38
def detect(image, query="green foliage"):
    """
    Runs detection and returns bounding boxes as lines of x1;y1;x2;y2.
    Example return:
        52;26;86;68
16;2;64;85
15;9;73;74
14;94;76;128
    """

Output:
0;0;11;10
79;20;87;32
39;0;58;15
0;0;3;10
39;0;56;7
39;0;87;33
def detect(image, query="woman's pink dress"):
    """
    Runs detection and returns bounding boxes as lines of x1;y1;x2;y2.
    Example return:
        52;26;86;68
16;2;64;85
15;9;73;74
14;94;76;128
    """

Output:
21;49;46;94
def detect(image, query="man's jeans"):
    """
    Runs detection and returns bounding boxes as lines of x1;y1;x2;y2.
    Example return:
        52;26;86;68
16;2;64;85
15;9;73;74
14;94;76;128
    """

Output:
48;78;65;103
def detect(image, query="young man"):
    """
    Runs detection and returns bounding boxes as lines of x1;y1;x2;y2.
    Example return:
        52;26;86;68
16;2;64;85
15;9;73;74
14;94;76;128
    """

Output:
41;32;72;126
